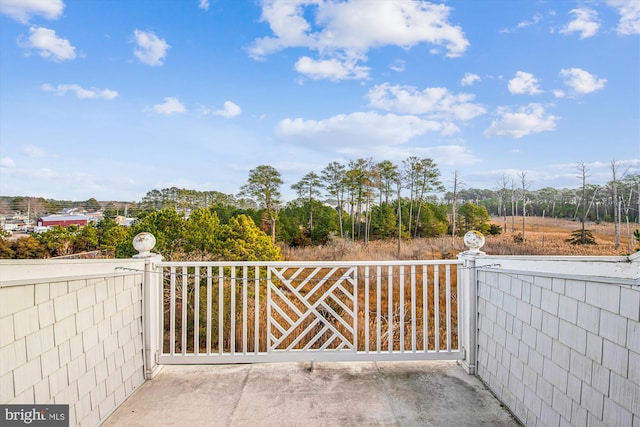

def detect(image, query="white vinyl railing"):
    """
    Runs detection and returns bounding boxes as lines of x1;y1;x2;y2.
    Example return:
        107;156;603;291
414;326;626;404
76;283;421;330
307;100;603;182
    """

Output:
153;260;465;364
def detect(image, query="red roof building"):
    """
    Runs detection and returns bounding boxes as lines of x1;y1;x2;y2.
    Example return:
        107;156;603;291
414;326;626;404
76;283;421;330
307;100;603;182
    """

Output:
37;215;88;228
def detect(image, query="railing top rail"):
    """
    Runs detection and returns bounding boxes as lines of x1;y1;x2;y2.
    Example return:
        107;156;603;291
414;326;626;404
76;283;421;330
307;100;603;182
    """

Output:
155;259;464;268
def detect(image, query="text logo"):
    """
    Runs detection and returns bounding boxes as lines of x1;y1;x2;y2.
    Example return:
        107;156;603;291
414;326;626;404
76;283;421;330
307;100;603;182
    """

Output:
1;405;68;426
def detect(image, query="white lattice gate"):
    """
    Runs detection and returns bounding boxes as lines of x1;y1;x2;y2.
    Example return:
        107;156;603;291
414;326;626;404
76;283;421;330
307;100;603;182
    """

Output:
268;266;357;354
155;261;464;364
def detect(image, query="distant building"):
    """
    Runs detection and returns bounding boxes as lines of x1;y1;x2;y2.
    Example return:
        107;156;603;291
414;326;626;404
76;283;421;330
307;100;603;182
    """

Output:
37;215;88;228
60;207;85;215
2;216;28;232
86;212;104;223
115;215;136;227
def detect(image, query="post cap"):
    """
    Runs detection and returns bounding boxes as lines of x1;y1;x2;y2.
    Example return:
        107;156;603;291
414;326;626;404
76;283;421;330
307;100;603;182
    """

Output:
133;232;156;258
463;230;485;254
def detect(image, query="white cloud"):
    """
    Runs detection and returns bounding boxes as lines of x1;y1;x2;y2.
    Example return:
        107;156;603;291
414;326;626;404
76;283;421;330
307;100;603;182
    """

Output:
200;101;242;118
553;89;566;98
248;0;469;80
1;166;59;189
294;56;370;80
460;73;480;86
249;0;312;58
560;8;600;39
198;0;209;11
0;164;145;201
559;68;606;95
366;83;486;121
41;83;118;100
605;0;640;35
0;0;64;23
0;157;15;168
508;71;542;95
20;26;76;62
346;143;479;166
389;59;406;73
275;111;453;152
500;13;542;33
21;144;47;158
151;97;186;115
483;103;558;139
517;13;542;29
133;30;170;66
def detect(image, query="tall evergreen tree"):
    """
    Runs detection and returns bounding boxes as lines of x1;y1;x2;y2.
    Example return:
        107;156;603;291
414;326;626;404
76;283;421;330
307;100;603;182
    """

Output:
238;165;283;243
412;158;444;237
321;161;347;239
291;171;322;232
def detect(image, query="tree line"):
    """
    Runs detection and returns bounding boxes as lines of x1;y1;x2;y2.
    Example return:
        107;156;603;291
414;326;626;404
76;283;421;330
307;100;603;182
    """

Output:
444;174;639;224
0;211;281;261
2;158;637;258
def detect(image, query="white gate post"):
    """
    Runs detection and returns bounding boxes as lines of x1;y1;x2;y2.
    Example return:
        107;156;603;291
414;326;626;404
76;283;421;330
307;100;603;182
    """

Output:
133;233;163;379
458;231;486;375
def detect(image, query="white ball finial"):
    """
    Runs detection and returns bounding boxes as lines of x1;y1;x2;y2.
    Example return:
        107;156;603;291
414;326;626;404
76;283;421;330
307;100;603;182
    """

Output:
463;230;485;254
133;232;156;258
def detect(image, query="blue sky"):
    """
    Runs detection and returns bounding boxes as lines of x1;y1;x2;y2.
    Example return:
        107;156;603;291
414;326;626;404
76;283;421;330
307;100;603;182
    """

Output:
0;0;638;202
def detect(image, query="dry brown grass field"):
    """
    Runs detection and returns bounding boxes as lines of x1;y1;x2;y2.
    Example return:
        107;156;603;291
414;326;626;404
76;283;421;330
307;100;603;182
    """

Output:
282;216;638;261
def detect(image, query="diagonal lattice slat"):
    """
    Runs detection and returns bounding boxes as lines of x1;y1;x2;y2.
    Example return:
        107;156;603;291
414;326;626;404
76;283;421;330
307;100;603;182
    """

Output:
268;266;357;351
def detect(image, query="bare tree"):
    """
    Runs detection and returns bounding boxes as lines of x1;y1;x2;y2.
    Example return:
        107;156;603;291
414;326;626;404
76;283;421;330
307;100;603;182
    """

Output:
635;175;640;225
397;176;403;258
620;176;636;252
518;171;531;242
577;161;591;244
511;179;516;232
610;160;620;249
450;170;463;242
497;174;510;234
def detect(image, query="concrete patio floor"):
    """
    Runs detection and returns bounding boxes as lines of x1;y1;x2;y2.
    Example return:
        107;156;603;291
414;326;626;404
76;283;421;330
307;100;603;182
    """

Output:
103;360;521;427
